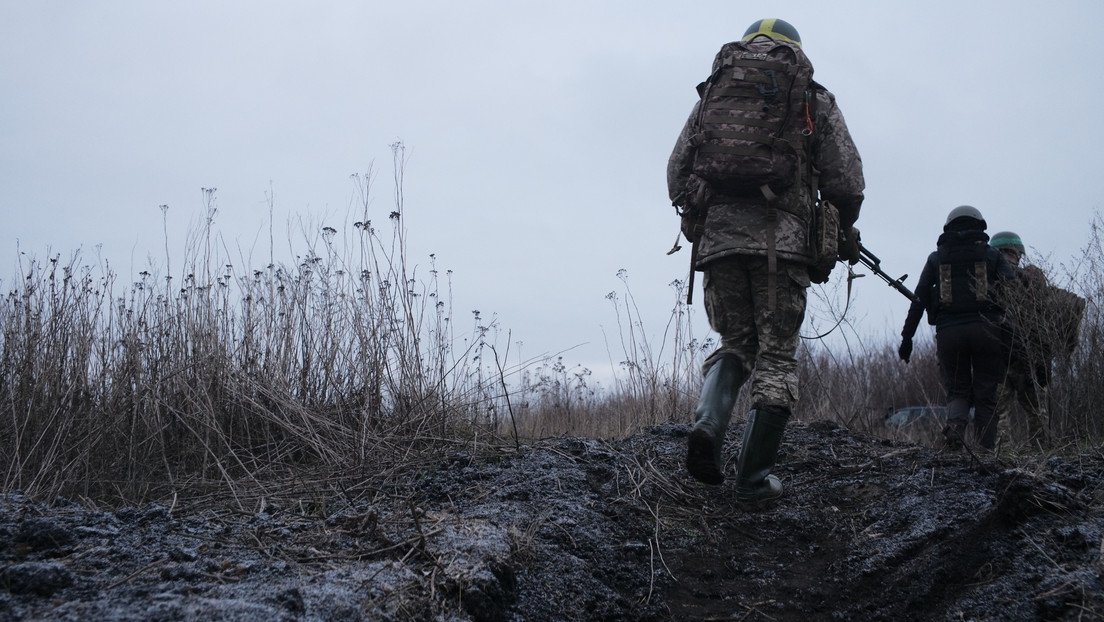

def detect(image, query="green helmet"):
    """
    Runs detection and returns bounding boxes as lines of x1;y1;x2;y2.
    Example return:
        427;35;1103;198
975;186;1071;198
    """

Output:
991;231;1025;255
943;205;987;231
742;18;801;48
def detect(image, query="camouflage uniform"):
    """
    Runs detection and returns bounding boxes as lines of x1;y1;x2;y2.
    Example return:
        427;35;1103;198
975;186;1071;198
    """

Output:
994;264;1050;445
667;53;865;410
672;28;863;499
995;262;1086;447
996;357;1048;444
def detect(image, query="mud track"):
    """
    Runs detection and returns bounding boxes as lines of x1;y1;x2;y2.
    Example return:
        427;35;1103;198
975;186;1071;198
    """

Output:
2;420;1102;621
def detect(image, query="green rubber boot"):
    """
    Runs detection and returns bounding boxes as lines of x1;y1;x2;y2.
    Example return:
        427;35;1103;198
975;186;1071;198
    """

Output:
734;405;790;506
686;356;745;485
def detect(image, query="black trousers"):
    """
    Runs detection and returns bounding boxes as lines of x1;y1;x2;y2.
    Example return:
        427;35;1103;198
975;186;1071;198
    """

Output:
936;321;1010;448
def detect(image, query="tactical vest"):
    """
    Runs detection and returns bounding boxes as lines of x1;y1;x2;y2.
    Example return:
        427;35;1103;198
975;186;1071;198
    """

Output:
936;242;997;315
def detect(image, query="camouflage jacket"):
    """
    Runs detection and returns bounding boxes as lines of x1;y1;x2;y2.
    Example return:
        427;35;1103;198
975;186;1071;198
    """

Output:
667;46;865;268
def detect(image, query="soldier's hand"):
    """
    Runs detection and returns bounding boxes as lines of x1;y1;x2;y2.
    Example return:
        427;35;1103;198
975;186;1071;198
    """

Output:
898;337;913;363
839;227;861;265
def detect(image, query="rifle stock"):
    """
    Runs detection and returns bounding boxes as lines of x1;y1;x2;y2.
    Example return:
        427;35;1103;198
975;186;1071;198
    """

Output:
856;242;917;303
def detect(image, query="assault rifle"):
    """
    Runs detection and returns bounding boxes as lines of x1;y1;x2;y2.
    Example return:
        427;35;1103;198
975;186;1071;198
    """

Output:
854;242;917;303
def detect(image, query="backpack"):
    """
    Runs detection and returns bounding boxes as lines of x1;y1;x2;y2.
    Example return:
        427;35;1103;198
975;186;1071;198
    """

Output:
1008;266;1086;368
689;39;814;196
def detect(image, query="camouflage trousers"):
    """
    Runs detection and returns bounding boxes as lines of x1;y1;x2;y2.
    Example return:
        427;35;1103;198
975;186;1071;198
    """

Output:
701;255;809;410
996;361;1049;446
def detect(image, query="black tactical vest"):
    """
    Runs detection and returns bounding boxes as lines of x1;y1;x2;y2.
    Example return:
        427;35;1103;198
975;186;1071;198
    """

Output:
935;241;996;315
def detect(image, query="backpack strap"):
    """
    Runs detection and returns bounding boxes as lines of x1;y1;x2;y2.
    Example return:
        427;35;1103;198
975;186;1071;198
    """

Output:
805;87;819;193
762;88;815;309
805;87;822;260
760;184;780;310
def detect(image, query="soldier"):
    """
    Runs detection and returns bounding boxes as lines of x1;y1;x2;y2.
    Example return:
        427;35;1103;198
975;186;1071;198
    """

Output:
667;18;865;505
991;231;1085;448
990;231;1049;446
898;207;1015;450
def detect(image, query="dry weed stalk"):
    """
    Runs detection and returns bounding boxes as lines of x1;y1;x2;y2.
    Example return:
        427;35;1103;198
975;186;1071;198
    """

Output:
0;144;520;505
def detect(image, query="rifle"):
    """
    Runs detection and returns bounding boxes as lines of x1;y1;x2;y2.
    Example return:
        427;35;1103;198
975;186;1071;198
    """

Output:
854;242;917;303
670;182;711;305
666;215;699;305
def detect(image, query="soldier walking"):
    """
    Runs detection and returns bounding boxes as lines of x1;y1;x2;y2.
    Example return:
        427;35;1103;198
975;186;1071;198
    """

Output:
991;231;1086;449
991;231;1050;446
667;18;865;505
898;207;1015;450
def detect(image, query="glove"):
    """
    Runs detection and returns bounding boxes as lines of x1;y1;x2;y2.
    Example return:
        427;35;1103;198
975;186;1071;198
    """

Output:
898;337;913;363
839;226;861;265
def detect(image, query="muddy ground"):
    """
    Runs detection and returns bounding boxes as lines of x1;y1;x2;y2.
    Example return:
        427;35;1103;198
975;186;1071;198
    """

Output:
2;419;1103;621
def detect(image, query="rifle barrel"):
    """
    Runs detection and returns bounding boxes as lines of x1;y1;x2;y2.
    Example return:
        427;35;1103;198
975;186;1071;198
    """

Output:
855;247;918;303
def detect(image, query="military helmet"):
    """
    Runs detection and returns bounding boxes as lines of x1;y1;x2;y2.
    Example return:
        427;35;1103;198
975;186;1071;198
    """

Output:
943;205;987;231
742;19;801;48
991;231;1025;255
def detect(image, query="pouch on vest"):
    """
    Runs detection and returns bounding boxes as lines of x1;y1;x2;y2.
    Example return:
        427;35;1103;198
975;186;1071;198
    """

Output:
808;200;839;284
936;243;994;315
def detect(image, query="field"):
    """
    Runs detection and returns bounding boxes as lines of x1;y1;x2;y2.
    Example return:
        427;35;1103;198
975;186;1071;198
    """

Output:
3;167;1103;620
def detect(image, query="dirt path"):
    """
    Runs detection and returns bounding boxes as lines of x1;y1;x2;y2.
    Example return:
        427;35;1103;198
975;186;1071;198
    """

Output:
2;420;1102;621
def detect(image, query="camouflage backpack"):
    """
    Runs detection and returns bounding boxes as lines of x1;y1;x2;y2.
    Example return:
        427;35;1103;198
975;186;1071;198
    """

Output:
1012;266;1086;366
689;39;815;196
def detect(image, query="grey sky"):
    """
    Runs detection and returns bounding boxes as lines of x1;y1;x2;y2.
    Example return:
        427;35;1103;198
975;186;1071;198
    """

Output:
3;1;1102;382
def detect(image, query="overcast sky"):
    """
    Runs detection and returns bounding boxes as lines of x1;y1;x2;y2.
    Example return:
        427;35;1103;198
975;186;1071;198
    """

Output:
3;1;1102;383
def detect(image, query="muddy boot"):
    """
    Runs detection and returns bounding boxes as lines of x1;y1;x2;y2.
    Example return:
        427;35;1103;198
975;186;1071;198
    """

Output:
686;356;745;485
942;398;970;450
734;405;790;507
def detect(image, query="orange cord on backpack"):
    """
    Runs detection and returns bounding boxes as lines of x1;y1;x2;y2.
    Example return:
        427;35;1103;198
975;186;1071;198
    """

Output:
803;101;814;135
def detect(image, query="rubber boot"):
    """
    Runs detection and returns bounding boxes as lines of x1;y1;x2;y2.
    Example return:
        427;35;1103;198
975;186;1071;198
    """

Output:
686;356;745;485
734;405;790;506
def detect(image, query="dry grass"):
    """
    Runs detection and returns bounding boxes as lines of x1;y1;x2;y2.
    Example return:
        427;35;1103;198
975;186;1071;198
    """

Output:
0;145;519;506
3;153;1102;506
